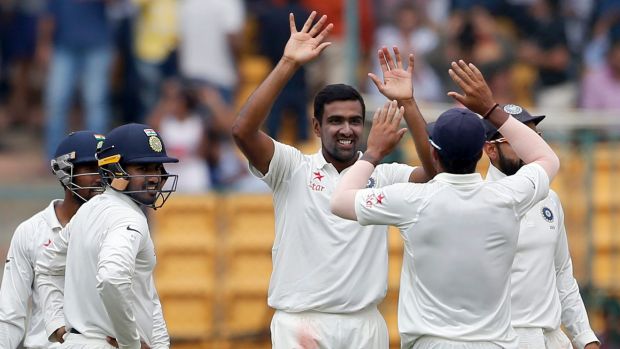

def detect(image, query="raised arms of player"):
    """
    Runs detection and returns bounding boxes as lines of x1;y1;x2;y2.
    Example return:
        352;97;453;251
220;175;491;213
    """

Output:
330;101;407;219
552;194;599;349
34;224;69;343
0;224;35;348
368;47;436;183
232;11;333;174
447;60;559;179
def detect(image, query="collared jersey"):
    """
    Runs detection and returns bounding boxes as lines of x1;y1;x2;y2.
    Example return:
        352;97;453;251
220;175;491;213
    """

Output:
35;189;169;349
354;163;550;349
486;165;598;349
0;200;62;349
249;140;414;313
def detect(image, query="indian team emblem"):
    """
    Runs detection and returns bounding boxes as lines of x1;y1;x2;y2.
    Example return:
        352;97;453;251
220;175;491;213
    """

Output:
366;177;376;188
503;104;523;115
149;136;163;152
541;207;554;222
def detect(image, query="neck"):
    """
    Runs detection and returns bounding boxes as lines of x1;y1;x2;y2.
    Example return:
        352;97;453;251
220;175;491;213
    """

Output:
54;193;81;226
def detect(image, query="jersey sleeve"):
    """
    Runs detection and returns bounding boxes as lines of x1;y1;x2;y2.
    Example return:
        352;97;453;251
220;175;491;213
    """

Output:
375;163;416;185
551;193;599;348
496;163;550;218
249;140;305;192
0;223;34;349
96;218;147;349
34;223;70;340
354;183;420;228
150;278;170;349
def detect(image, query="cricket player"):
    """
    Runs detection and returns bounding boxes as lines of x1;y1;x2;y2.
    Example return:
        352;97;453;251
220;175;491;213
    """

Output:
232;11;433;349
36;123;178;349
482;106;600;349
0;131;103;348
331;60;560;349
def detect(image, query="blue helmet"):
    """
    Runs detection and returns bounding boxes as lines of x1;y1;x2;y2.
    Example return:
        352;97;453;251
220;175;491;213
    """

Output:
96;123;179;209
51;131;105;201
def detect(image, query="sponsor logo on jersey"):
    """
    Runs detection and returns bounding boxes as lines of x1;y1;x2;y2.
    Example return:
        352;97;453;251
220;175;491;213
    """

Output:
309;171;326;191
542;206;554;222
43;239;52;247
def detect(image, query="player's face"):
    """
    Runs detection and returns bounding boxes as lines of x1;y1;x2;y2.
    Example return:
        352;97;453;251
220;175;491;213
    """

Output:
493;122;538;176
124;163;167;205
313;100;364;167
72;163;103;201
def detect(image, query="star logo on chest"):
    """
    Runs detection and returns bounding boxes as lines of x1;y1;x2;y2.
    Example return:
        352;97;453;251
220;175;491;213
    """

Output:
376;193;385;204
313;171;325;181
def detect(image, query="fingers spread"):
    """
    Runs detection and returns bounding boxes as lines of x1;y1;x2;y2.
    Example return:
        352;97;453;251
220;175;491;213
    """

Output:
289;13;297;33
301;11;317;33
378;49;390;73
368;73;384;90
308;14;327;36
448;68;467;90
393;47;403;70
450;61;474;86
458;60;477;81
382;47;397;71
315;23;334;43
408;54;415;74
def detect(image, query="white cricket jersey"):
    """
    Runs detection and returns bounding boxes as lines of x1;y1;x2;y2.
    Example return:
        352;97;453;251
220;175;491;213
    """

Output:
0;200;62;349
486;165;598;349
249;141;414;313
354;163;551;349
35;189;169;349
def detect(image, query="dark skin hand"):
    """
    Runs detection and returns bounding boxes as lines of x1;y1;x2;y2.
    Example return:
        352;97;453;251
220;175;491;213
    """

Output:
106;336;150;349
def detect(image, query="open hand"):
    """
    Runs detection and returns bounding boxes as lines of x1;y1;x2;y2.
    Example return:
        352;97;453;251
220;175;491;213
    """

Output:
368;47;414;101
282;11;334;66
447;60;496;115
365;100;407;164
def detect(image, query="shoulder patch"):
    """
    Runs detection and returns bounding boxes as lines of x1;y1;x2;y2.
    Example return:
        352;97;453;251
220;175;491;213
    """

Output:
541;206;554;223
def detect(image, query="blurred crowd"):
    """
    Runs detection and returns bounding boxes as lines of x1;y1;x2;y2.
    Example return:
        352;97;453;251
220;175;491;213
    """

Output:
1;0;620;193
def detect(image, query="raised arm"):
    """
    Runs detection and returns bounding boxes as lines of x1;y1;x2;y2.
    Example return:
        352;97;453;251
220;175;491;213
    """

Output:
232;11;333;174
368;46;436;183
447;60;559;179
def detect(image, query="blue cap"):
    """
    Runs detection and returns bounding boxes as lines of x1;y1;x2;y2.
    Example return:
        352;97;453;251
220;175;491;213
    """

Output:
97;123;178;166
483;104;545;140
427;108;485;160
54;131;105;164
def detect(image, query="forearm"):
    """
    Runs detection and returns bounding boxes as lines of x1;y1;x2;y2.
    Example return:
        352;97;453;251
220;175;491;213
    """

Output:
330;159;376;220
232;57;299;138
150;291;170;349
399;98;435;180
98;279;141;349
35;273;65;340
493;113;559;179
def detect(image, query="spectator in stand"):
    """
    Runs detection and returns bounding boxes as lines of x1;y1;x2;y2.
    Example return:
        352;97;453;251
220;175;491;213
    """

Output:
178;0;245;105
368;1;443;105
39;0;114;160
133;0;178;119
257;0;311;142
581;38;620;111
147;79;211;193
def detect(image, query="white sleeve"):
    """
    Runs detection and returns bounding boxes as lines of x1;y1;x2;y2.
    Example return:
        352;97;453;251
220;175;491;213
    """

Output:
496;163;550;218
249;140;305;192
354;183;420;228
552;195;599;348
96;222;144;349
150;279;170;349
34;224;70;340
375;163;416;185
0;223;34;349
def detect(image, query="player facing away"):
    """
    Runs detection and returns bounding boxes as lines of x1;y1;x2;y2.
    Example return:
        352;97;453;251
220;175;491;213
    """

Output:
0;131;103;348
482;106;600;349
331;59;561;349
35;123;178;349
232;11;434;349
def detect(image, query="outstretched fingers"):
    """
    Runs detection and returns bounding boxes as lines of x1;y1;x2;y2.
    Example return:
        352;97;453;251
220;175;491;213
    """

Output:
393;47;404;70
407;54;415;75
381;47;397;71
368;72;384;91
301;11;317;33
314;22;334;44
308;14;327;37
289;13;297;33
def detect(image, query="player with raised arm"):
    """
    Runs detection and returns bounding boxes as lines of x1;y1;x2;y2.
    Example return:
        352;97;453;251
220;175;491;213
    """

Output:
331;60;560;349
232;11;432;349
0;131;103;348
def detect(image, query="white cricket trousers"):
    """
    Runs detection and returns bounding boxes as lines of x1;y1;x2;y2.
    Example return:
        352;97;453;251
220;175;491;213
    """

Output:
270;305;389;349
515;327;572;349
60;334;116;349
409;336;502;349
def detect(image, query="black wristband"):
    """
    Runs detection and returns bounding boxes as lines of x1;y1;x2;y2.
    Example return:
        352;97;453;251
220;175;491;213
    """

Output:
483;103;500;119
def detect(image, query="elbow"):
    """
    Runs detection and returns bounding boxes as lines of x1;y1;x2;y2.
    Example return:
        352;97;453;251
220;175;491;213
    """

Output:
231;118;244;144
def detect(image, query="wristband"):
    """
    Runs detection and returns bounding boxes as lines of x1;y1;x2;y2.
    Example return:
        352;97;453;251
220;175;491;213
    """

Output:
483;103;500;119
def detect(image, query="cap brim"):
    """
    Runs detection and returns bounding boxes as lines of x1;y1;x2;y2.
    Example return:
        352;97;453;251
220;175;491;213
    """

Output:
519;114;546;125
125;156;179;164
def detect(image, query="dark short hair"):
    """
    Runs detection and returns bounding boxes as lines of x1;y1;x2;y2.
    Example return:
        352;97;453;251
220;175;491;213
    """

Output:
437;150;482;174
313;84;365;124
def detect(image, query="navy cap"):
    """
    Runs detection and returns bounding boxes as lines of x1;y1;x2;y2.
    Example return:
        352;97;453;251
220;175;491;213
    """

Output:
97;123;178;166
427;108;485;160
483;104;545;140
54;131;105;164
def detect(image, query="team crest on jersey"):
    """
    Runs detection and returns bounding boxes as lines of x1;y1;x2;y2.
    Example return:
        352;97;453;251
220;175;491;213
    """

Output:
541;207;554;222
503;104;523;115
366;177;376;188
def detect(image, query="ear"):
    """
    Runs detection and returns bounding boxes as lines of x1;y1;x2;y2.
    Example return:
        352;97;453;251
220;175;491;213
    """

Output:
312;117;321;138
483;143;498;162
430;147;444;173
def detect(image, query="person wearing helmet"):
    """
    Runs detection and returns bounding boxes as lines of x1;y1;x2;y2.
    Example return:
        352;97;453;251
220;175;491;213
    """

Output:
36;123;178;349
0;131;103;349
